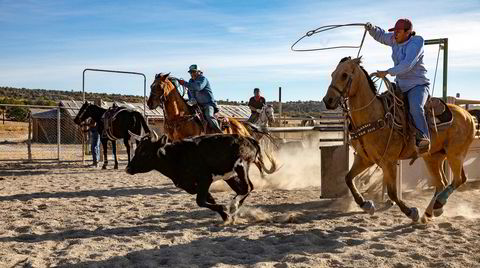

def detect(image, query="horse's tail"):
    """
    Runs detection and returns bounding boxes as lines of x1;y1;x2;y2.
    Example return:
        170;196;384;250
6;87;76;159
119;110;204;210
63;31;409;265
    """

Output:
468;110;480;136
243;122;280;148
250;137;277;178
135;112;151;135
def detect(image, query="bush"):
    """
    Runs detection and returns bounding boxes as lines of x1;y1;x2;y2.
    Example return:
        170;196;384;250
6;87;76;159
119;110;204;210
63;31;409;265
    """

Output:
7;107;29;122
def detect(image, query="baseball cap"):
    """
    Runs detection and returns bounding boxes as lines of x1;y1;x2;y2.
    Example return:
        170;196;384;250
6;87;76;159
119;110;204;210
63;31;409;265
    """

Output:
388;19;412;32
188;64;198;73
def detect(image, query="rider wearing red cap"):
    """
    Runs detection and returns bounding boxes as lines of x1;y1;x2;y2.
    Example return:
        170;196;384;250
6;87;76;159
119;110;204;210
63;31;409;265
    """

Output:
365;19;431;154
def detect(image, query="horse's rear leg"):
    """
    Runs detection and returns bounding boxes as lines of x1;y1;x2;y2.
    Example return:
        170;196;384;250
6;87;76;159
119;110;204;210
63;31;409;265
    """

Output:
112;140;118;169
346;154;375;214
421;152;447;223
101;139;108;169
433;152;468;217
383;162;419;222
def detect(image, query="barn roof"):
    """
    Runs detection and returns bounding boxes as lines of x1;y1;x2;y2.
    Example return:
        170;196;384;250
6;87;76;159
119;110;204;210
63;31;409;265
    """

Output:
30;108;57;119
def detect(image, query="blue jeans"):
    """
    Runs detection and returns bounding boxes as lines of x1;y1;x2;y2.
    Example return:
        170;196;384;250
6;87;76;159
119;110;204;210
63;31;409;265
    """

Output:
90;128;100;163
203;105;222;133
406;84;430;139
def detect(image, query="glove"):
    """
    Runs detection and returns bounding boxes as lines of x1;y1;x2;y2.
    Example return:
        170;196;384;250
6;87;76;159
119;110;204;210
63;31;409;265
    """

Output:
365;22;373;31
187;99;197;106
178;79;186;86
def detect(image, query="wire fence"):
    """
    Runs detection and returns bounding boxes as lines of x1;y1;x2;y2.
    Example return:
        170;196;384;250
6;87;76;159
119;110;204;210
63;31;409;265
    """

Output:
0;104;141;163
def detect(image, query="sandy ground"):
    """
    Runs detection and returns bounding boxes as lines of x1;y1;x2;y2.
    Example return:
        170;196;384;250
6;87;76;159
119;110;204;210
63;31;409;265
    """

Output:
1;149;480;267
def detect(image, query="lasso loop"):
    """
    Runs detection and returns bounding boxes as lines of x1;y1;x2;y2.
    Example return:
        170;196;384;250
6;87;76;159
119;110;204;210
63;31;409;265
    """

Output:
291;23;367;55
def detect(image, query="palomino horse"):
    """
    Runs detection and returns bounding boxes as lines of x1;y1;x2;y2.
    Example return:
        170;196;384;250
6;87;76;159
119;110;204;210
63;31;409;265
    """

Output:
322;57;476;223
74;101;150;169
148;73;254;140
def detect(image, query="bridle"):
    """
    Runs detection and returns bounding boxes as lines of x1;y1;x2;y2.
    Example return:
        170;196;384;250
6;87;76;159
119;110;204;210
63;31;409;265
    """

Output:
77;103;90;121
328;65;377;113
327;69;354;113
150;77;167;109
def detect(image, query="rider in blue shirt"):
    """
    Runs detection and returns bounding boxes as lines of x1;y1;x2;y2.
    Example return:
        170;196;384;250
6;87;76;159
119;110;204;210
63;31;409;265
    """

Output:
366;19;430;154
179;64;223;133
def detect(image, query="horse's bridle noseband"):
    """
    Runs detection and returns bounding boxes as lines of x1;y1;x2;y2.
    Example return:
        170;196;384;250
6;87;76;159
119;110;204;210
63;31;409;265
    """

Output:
150;80;167;109
328;70;354;99
77;102;91;122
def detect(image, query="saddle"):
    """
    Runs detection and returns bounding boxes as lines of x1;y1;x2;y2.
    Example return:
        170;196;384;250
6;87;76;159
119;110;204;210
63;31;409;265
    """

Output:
186;101;229;133
379;85;453;144
101;105;128;140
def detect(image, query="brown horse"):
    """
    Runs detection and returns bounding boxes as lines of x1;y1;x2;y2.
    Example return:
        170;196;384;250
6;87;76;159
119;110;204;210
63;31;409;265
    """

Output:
322;57;476;223
147;73;255;140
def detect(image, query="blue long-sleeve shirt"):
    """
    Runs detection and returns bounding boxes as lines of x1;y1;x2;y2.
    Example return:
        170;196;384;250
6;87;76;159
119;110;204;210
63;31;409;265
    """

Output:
368;26;429;92
184;75;217;106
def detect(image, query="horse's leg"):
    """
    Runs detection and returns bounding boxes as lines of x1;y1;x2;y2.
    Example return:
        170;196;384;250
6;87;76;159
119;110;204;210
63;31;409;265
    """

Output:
346;154;375;214
433;151;468;217
382;162;419;222
101;138;108;169
112;140;118;170
421;152;447;223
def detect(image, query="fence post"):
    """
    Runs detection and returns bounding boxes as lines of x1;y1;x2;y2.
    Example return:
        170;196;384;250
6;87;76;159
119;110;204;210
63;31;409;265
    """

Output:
28;112;32;162
320;145;350;198
57;105;61;162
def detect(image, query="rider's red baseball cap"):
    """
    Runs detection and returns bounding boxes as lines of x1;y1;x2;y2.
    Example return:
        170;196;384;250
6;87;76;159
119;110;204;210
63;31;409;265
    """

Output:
388;19;412;32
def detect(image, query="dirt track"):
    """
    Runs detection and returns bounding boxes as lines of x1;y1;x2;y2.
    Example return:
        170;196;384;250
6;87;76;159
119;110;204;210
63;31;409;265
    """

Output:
0;161;479;267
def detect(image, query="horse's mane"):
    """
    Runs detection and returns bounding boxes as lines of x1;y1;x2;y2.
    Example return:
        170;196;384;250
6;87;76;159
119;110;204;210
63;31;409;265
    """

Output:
339;57;378;95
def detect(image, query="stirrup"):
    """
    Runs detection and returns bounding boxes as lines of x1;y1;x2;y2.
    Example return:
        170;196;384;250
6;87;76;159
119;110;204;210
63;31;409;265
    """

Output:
415;139;430;155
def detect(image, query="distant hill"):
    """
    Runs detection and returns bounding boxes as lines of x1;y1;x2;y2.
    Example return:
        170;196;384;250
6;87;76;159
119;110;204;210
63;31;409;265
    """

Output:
0;86;327;117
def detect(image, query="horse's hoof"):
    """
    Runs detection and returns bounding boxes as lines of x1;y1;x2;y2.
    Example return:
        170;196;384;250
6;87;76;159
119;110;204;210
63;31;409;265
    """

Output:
384;199;395;210
114;165;119;170
420;215;428;224
408;207;419;222
433;207;444;217
361;200;375;215
222;215;233;225
102;166;107;170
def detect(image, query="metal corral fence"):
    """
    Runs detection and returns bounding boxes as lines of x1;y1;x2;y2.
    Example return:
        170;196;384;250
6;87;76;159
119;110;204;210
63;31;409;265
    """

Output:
0;104;84;162
0;103;346;163
0;103;150;163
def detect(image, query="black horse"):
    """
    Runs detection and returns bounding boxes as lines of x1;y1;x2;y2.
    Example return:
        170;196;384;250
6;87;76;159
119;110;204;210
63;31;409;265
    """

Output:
74;101;150;169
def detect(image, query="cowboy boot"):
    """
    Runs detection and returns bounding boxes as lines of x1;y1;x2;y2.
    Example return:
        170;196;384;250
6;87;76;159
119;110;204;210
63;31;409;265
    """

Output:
415;133;430;155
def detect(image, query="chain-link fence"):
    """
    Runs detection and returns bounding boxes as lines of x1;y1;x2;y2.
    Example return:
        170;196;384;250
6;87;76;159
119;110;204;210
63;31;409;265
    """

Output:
0;104;141;163
0;104;82;162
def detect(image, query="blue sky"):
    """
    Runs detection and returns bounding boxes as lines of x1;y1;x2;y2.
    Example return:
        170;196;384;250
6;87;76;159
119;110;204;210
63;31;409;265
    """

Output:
0;0;479;102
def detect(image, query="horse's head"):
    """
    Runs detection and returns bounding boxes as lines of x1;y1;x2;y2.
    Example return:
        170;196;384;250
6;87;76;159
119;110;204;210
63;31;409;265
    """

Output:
264;105;275;126
148;73;172;110
322;56;365;110
74;101;92;125
256;105;275;127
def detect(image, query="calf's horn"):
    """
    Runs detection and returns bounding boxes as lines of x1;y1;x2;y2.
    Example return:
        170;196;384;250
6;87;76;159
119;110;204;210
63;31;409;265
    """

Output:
128;130;143;141
150;130;159;142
